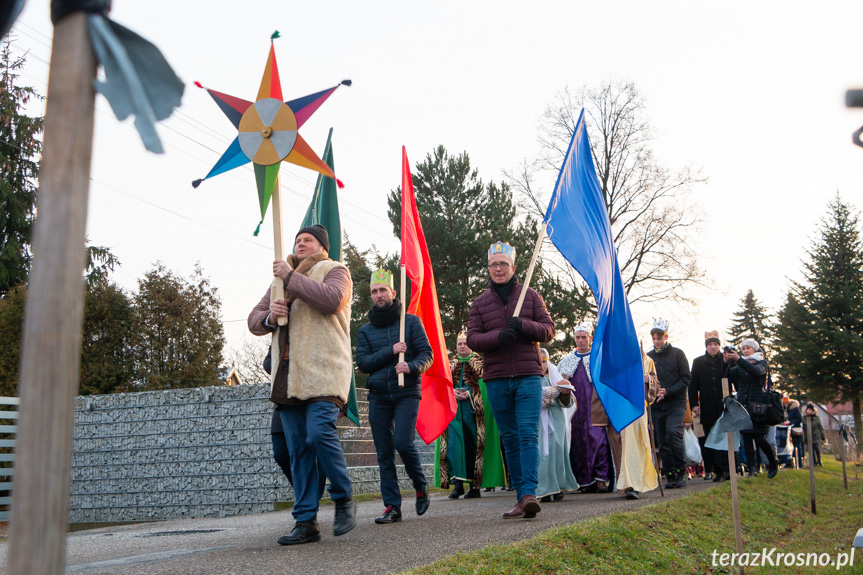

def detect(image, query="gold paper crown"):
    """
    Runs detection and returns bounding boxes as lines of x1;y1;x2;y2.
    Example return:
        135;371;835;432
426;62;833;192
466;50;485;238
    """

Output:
488;241;516;262
457;331;467;340
370;269;394;289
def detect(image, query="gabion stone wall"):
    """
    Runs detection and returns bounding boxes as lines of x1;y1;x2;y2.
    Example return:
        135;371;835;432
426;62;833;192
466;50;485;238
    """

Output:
70;383;434;523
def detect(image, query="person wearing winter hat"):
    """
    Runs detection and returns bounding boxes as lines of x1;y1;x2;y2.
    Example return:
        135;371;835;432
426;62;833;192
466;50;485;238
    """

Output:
689;330;732;482
248;224;356;545
727;339;780;478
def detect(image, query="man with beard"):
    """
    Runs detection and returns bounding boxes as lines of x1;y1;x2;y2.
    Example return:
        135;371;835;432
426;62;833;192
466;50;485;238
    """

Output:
356;269;433;524
248;224;356;545
689;330;731;481
647;318;692;489
467;241;555;519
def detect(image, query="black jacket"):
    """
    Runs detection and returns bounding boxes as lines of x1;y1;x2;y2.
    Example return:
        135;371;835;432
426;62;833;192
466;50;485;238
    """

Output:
356;312;433;400
729;357;770;434
689;352;731;428
647;344;691;411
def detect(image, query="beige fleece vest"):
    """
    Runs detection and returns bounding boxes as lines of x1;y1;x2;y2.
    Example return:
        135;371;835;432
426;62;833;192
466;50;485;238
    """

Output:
270;259;352;402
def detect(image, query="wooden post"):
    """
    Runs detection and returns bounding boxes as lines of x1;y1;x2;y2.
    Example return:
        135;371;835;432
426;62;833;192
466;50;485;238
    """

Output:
398;264;406;387
722;378;745;575
513;222;546;317
270;175;287;326
842;429;849;490
7;12;97;575
807;413;817;514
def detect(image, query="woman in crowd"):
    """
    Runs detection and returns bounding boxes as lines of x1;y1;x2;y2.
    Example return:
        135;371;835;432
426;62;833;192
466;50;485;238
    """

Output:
727;339;779;478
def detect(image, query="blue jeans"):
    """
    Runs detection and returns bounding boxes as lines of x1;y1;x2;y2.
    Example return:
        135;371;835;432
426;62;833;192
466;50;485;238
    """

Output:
485;375;542;500
368;394;427;509
278;402;352;521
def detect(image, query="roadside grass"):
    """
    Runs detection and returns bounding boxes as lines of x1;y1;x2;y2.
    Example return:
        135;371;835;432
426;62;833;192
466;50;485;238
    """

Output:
405;459;863;574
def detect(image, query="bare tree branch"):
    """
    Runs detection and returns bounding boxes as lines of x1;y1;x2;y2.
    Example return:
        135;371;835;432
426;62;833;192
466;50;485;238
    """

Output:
512;80;708;307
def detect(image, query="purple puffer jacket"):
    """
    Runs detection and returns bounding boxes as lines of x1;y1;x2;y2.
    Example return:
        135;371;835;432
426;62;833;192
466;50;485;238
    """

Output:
467;279;555;381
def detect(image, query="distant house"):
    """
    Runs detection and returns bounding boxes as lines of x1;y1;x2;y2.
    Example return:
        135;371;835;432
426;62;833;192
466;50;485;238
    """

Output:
220;365;243;387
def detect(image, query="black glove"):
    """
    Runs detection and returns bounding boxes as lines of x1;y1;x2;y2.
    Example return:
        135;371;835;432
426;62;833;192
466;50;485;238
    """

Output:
498;328;517;346
507;317;522;332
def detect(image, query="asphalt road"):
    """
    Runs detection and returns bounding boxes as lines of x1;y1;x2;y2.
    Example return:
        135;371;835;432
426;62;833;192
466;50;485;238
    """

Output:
0;480;716;575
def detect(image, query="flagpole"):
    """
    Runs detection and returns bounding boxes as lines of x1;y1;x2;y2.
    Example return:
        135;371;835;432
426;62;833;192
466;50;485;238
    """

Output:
513;222;547;317
271;175;287;326
398;264;407;387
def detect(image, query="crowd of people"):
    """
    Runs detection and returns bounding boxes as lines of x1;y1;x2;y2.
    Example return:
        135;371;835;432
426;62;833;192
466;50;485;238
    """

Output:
249;226;829;546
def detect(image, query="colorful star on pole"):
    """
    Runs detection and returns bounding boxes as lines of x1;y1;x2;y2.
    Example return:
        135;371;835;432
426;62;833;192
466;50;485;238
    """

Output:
192;32;350;235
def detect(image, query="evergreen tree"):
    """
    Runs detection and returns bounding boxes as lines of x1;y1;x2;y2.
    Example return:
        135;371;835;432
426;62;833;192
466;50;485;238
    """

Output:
728;289;773;354
131;263;225;390
0;243;129;396
386;146;589;359
0;284;25;396
773;195;863;435
79;279;133;395
0;40;43;296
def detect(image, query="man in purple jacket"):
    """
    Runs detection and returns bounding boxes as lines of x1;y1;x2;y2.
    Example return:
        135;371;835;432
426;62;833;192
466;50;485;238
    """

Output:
467;241;555;519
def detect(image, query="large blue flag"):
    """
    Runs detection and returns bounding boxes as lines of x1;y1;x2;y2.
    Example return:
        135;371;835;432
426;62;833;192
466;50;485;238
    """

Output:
544;109;644;432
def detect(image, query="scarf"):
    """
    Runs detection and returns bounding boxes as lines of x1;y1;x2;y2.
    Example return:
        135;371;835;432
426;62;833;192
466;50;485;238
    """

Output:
491;275;517;305
744;352;764;363
368;298;401;328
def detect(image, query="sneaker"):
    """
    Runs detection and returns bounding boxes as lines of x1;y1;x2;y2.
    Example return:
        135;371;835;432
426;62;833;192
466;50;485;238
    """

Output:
333;496;357;536
277;519;321;545
521;495;541;519
416;488;430;515
374;505;402;524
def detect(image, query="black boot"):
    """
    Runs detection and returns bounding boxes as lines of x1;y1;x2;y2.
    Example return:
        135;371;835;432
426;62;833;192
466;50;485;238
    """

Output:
664;472;676;490
464;488;481;499
277;518;321;545
333;496;356;536
674;470;687;488
448;482;465;499
416;487;430;515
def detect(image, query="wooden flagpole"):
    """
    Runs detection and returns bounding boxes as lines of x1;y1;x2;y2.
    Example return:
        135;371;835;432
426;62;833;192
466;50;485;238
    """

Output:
513;222;547;317
7;12;97;575
270;175;287;326
722;378;745;575
398;264;406;387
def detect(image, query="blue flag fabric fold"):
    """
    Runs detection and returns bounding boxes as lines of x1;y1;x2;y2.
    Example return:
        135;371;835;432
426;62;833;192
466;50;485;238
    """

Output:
544;109;644;432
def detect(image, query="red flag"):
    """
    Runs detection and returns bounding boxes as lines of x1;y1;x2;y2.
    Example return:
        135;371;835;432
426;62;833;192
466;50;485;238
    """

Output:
401;146;456;443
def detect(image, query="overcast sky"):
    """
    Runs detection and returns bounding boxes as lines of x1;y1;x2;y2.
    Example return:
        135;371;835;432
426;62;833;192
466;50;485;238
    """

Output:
10;1;863;365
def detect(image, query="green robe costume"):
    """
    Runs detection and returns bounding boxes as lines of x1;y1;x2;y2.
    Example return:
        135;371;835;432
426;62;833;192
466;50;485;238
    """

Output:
434;353;505;489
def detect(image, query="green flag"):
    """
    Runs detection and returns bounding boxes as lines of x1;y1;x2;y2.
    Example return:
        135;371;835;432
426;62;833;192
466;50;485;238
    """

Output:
299;128;360;426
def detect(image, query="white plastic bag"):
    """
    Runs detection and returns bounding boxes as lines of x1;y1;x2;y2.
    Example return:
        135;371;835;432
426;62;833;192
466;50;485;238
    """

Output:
684;428;702;466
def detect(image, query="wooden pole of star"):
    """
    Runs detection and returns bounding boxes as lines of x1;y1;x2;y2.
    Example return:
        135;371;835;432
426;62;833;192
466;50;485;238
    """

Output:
7;11;97;575
270;175;287;326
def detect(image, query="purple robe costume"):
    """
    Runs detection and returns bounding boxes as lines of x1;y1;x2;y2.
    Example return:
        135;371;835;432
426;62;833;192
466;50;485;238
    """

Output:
558;351;611;487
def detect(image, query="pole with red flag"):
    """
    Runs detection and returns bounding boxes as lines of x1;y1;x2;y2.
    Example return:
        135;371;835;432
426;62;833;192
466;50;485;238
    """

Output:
400;147;457;443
